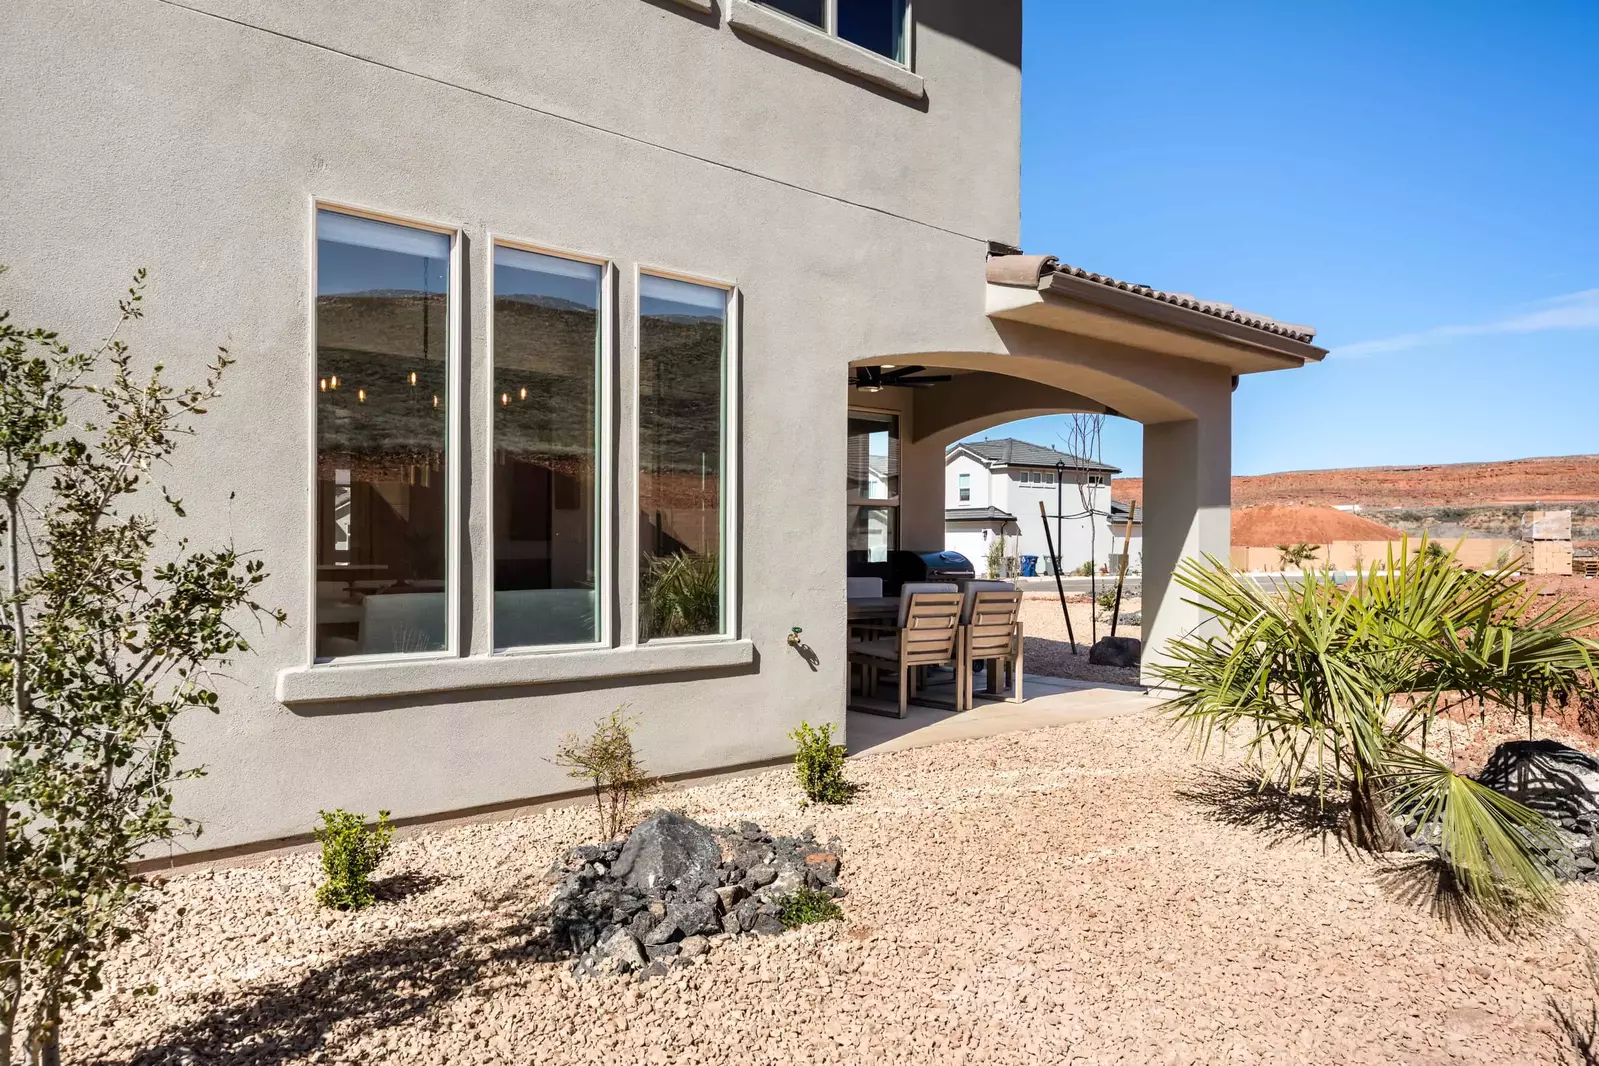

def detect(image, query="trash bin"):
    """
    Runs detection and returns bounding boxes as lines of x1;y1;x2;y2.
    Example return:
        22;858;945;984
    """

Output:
1020;555;1038;577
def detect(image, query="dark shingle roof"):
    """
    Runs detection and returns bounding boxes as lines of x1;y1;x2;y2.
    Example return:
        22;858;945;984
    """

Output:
949;438;1120;474
945;506;1018;523
1109;499;1142;523
987;254;1319;345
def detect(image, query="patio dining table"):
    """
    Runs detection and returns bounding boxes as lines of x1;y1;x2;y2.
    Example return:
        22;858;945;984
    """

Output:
846;596;900;623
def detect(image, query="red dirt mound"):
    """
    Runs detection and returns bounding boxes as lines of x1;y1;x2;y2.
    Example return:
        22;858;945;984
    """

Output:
1231;505;1403;547
1113;454;1599;509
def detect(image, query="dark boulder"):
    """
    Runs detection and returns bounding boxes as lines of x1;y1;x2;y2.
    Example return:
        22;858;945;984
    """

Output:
1477;740;1599;821
612;811;723;895
1088;636;1142;667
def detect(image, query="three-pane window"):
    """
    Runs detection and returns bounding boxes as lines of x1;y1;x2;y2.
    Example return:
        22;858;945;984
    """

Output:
312;209;741;664
314;209;453;662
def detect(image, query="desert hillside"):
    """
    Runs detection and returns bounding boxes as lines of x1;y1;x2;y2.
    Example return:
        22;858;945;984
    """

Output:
1113;454;1599;509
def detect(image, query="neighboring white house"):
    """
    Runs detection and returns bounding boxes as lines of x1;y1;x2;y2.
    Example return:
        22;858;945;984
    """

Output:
944;439;1118;576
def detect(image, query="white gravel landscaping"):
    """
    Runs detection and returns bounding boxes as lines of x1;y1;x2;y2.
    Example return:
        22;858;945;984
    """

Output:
74;712;1599;1065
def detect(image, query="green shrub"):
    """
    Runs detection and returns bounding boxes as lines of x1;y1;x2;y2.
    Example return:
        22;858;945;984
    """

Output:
314;809;394;910
1073;560;1094;577
789;721;855;805
779;887;843;928
554;707;655;839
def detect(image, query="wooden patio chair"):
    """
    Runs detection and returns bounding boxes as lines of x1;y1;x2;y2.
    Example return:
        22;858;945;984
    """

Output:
846;588;965;719
959;583;1024;708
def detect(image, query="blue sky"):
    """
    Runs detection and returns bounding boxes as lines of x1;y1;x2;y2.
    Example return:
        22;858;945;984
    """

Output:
982;1;1599;478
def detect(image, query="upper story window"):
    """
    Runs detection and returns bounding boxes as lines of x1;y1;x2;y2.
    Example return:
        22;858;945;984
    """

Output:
756;0;909;64
957;472;970;502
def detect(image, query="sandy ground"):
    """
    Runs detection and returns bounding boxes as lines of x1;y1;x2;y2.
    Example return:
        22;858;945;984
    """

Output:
71;711;1599;1066
1019;594;1142;687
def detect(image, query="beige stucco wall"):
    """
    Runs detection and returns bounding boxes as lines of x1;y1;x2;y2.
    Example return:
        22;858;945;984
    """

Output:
1;0;1022;853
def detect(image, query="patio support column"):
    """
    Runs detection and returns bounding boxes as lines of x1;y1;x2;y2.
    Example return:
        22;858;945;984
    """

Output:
1139;376;1232;688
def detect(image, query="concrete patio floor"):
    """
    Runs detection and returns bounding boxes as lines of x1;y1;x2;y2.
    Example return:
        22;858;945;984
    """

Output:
845;673;1157;757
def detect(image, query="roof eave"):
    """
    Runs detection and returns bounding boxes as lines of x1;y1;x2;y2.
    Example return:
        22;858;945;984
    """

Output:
1034;272;1329;368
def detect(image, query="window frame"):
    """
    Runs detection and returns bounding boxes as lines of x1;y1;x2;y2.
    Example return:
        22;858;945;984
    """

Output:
846;405;901;559
632;264;741;646
485;233;616;656
957;471;970;503
306;199;465;668
749;0;914;68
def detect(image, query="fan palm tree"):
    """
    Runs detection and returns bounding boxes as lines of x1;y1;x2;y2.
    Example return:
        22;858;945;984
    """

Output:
1155;537;1598;915
641;550;721;639
1275;542;1319;572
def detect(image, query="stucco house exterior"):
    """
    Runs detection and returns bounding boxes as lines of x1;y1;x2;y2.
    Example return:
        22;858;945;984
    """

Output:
944;439;1117;576
3;0;1324;857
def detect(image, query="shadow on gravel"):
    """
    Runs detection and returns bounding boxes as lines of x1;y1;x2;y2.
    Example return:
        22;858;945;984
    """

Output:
1372;853;1556;941
83;914;553;1066
1549;939;1599;1065
373;871;449;903
1176;767;1347;850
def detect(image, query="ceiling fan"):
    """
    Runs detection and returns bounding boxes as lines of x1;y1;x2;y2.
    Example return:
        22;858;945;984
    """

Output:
852;365;953;392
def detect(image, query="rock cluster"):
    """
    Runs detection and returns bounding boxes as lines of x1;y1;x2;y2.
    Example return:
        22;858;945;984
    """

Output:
542;810;844;978
1403;739;1599;882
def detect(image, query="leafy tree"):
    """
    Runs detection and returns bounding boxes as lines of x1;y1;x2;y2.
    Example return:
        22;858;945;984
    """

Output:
1156;537;1598;917
984;533;1009;579
0;271;282;1065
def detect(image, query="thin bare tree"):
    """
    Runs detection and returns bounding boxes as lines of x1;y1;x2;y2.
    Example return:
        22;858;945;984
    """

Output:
1062;413;1107;644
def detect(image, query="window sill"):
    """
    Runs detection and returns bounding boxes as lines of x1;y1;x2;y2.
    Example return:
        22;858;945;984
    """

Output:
668;0;713;10
276;639;756;705
727;1;924;100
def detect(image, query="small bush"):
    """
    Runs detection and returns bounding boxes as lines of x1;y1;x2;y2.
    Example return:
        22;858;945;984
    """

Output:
555;707;654;839
1095;588;1119;613
790;721;855;805
779;888;844;928
314;808;394;910
1073;560;1094;577
984;533;1009;579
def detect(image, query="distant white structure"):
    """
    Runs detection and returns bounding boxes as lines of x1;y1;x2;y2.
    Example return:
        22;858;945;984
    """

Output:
1109;499;1143;575
944;439;1118;576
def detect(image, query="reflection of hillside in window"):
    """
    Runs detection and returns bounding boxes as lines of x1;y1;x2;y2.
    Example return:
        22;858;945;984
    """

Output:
492;247;602;648
314;210;450;661
638;275;726;640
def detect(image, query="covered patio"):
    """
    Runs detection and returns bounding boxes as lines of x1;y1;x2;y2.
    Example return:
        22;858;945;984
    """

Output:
843;252;1325;717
